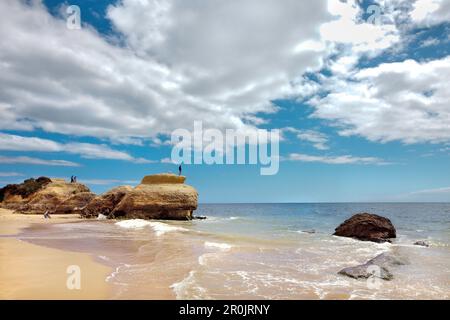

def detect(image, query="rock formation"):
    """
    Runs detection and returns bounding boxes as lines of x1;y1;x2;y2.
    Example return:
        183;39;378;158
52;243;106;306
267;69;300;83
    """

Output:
110;174;198;220
0;177;93;214
1;174;199;220
333;213;396;243
81;185;133;218
338;252;407;281
53;192;96;215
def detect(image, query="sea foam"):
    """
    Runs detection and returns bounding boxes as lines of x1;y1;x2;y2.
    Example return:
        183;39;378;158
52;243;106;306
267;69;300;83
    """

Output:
204;241;233;250
115;219;187;236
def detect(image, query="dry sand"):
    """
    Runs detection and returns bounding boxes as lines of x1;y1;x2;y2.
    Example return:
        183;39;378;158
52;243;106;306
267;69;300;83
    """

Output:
0;208;112;299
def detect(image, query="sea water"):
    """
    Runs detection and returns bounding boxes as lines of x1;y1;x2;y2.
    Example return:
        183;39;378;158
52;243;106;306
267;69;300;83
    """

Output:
17;203;450;299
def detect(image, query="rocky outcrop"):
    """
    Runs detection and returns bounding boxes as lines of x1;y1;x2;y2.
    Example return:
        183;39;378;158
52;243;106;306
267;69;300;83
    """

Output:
333;213;396;243
110;174;198;220
2;174;199;220
338;252;407;281
81;186;133;218
54;192;96;215
0;178;93;214
0;177;51;203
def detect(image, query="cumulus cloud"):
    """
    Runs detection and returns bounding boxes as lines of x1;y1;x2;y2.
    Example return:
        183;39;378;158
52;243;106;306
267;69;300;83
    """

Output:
309;57;450;144
0;0;334;142
0;133;152;163
285;153;387;165
0;0;447;152
410;0;450;25
0;156;80;167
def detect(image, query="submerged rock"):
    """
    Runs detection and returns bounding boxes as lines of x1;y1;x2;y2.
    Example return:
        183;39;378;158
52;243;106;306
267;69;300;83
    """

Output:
414;240;430;247
0;178;92;214
339;263;393;280
110;174;198;220
333;213;396;243
338;252;406;281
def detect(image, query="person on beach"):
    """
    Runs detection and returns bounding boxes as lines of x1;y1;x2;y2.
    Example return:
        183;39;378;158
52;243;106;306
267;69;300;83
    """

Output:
44;210;51;219
73;176;77;183
178;165;182;176
70;176;74;183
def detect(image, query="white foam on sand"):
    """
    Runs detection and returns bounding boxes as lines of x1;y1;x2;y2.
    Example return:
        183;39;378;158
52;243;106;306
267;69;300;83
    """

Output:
115;219;152;229
148;221;188;236
204;241;233;251
115;219;187;236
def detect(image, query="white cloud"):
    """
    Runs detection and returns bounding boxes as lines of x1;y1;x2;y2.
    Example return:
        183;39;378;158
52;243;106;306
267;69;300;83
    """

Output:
160;157;176;164
410;0;450;25
0;156;80;167
410;186;450;195
285;153;387;165
309;56;450;144
0;0;447;152
79;179;139;185
0;172;23;177
0;0;335;141
320;0;400;53
284;128;329;150
420;37;440;47
0;133;151;163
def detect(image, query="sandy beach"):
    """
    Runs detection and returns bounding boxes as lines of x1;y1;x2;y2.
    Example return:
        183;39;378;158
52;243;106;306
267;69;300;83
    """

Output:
0;208;111;299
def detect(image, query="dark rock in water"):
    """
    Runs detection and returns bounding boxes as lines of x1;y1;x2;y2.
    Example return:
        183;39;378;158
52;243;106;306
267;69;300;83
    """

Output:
338;252;406;281
339;264;393;280
302;229;316;234
414;240;430;247
333;213;396;243
193;216;207;220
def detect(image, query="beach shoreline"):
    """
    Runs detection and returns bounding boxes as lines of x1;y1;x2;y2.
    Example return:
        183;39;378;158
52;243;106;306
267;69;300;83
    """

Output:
0;208;112;299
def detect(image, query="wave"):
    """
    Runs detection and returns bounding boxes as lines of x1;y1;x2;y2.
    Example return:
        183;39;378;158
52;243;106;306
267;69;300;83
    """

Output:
115;219;188;236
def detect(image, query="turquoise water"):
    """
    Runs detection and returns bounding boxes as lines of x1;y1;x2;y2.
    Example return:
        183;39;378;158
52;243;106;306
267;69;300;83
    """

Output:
18;203;450;299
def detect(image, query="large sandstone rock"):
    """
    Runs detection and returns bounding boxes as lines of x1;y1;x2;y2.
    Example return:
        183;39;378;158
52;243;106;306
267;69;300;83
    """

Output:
0;177;51;204
81;186;133;218
54;192;96;215
110;174;198;220
333;213;396;243
0;178;92;214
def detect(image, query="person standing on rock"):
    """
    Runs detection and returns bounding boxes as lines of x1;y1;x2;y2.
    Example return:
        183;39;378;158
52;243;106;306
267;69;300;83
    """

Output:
178;165;182;176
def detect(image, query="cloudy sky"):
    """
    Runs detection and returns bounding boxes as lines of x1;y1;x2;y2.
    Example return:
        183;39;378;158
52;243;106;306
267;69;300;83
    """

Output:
0;0;449;202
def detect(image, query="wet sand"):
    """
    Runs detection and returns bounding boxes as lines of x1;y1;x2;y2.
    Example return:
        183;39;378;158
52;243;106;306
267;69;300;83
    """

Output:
0;208;111;299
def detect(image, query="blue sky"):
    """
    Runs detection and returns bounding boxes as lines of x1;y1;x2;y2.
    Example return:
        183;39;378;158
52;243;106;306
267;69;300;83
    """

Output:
0;0;449;202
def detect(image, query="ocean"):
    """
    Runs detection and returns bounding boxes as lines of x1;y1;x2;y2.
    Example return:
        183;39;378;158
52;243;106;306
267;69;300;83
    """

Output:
17;203;450;299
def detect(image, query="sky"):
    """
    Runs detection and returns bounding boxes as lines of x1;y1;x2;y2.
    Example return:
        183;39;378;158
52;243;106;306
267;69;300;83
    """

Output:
0;0;449;203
